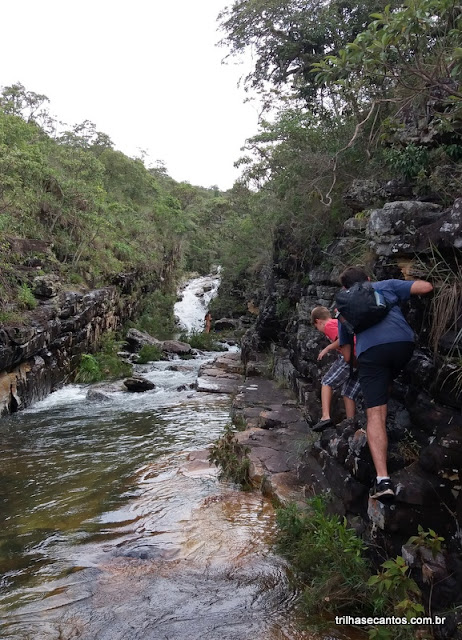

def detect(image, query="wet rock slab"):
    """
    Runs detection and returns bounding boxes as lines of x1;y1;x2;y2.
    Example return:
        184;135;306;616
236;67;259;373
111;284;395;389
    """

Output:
196;353;244;394
232;375;310;505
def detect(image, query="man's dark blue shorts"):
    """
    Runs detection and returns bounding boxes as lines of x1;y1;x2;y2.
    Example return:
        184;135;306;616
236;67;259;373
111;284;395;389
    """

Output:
357;341;414;408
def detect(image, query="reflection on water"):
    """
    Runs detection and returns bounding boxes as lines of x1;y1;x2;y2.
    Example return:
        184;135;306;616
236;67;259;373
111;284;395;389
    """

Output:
1;349;325;640
0;279;358;640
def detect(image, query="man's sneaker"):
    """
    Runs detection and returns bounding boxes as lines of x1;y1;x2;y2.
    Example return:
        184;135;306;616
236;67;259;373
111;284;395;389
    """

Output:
370;479;395;503
312;418;332;432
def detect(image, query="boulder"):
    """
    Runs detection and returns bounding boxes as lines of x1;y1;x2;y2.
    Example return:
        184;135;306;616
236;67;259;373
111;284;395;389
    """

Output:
123;377;156;392
343;179;386;212
32;274;61;298
367;201;444;256
214;318;239;331
161;340;192;355
383;179;414;199
125;328;162;352
86;389;111;402
5;325;36;346
343;216;368;235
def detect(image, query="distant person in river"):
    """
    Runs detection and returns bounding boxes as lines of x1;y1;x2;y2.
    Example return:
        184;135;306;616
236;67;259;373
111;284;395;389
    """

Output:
204;311;212;333
337;266;433;503
310;306;361;433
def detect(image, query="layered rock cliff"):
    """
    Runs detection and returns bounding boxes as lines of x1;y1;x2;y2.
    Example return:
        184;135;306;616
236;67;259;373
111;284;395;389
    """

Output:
0;274;150;415
242;194;462;542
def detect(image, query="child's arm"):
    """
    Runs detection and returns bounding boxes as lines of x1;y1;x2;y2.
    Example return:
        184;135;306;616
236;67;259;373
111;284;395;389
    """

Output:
318;339;339;361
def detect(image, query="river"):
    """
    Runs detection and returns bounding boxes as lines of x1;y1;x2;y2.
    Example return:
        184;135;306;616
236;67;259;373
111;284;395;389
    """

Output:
0;274;348;640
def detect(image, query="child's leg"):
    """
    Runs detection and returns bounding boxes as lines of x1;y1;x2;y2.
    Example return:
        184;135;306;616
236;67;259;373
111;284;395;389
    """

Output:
317;357;349;425
321;385;333;420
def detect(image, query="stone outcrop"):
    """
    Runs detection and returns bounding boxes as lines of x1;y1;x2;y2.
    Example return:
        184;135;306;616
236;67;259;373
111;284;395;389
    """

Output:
237;195;462;628
32;274;61;298
196;352;244;394
125;328;163;351
124;329;192;356
0;281;153;415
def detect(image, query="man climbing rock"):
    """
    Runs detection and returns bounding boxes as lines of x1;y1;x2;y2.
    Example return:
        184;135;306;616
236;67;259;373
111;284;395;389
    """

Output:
337;266;433;502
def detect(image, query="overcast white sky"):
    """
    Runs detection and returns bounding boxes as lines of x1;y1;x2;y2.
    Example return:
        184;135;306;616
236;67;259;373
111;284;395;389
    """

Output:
1;0;258;190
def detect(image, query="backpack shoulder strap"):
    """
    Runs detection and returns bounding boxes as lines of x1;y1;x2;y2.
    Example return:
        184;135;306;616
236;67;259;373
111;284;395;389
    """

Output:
335;311;355;378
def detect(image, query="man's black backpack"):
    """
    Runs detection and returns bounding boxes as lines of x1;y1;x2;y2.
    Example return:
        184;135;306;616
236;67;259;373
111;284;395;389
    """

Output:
335;281;394;335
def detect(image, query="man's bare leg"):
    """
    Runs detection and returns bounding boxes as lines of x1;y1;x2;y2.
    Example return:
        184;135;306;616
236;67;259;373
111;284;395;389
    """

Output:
343;396;356;420
366;404;388;477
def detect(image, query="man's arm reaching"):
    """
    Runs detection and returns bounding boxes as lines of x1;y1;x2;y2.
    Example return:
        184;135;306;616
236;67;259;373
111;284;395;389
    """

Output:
410;280;433;295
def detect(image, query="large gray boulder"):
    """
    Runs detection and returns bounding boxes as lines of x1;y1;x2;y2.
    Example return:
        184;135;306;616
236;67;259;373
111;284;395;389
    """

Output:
32;274;61;298
125;329;162;352
161;340;192;355
366;201;444;256
343;178;386;212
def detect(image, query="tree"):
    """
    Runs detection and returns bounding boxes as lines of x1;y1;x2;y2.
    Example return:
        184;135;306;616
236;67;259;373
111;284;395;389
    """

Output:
218;0;400;109
313;0;462;137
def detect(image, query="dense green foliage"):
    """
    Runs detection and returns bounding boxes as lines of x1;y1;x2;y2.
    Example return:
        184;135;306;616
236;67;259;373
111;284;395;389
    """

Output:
215;0;462;307
276;497;439;639
75;334;133;382
132;290;178;340
178;330;223;351
219;0;401;107
0;83;265;315
276;496;371;615
136;344;163;364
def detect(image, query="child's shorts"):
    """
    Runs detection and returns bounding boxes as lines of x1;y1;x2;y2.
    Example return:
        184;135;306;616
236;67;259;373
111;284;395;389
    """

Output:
321;355;361;400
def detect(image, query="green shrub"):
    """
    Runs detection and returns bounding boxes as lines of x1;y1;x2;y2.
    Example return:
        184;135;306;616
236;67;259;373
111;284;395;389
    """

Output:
368;556;423;640
276;500;435;637
18;283;37;310
178;330;222;351
75;354;103;383
136;290;176;340
137;344;163;363
208;423;251;488
383;144;430;180
407;525;445;558
276;297;291;319
276;495;370;615
95;333;132;379
75;333;132;382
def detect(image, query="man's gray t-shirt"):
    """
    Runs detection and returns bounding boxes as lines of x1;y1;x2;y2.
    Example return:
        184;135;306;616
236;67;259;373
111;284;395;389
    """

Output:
338;279;415;357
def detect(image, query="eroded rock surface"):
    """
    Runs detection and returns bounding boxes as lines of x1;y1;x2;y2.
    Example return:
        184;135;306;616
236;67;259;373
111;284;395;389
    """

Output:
196;353;245;394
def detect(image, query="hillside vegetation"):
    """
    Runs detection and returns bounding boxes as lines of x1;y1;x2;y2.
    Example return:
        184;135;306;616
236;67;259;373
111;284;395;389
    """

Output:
2;0;461;324
0;83;271;322
214;0;462;295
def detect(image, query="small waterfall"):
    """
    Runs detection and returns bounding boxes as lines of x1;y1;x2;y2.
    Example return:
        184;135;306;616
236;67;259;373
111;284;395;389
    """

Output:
174;270;220;333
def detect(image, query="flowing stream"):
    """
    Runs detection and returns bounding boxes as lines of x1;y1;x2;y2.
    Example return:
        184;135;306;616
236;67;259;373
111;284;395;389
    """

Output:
0;274;348;640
